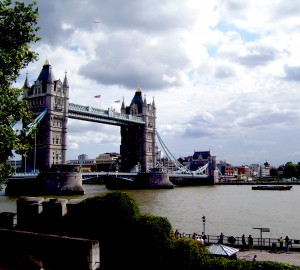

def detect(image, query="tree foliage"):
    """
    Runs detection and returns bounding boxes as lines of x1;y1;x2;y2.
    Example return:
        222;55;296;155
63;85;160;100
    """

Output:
0;0;40;182
284;162;298;179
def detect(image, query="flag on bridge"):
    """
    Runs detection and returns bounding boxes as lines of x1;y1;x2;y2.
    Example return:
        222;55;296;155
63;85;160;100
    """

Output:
114;100;121;103
94;95;101;98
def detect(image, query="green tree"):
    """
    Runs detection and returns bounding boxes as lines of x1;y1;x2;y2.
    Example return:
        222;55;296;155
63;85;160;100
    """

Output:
0;0;40;183
284;162;297;179
270;167;278;177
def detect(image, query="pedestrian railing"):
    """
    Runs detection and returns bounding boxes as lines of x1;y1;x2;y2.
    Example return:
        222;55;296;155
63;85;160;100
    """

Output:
176;233;300;251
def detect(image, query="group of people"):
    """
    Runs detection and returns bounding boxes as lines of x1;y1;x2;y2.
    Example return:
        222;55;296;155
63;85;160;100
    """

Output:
175;230;293;254
174;230;207;244
241;234;254;250
192;232;207;244
278;236;291;252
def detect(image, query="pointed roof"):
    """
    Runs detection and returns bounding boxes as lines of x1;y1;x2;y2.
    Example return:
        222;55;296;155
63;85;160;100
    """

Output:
23;72;31;89
44;57;50;66
37;58;56;84
207;244;239;257
121;97;125;110
129;87;144;113
63;71;69;88
152;96;156;109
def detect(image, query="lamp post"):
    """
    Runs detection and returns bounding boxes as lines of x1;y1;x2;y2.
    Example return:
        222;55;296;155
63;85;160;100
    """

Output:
202;215;206;235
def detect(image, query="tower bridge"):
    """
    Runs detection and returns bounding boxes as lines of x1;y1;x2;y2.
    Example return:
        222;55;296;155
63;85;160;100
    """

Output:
22;59;156;174
16;60;218;193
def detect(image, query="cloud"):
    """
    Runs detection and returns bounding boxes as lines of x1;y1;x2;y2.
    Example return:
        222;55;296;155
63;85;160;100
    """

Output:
17;0;300;166
219;45;277;68
283;66;300;82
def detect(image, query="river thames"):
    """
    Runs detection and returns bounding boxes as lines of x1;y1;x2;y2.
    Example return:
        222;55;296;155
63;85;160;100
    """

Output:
0;184;299;240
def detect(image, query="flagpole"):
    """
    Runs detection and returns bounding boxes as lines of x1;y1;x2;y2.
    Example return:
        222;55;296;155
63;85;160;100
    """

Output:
94;95;101;108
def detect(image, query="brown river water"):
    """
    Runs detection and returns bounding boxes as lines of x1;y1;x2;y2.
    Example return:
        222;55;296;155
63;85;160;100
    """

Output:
1;184;299;240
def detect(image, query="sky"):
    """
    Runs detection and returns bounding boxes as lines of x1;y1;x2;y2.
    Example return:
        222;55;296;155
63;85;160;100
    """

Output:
16;0;300;167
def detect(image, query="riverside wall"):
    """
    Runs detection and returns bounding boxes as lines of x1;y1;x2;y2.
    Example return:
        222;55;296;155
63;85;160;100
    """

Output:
0;229;99;270
0;196;100;270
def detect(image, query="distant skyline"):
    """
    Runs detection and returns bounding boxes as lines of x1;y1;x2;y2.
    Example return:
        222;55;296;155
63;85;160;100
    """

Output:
16;1;300;167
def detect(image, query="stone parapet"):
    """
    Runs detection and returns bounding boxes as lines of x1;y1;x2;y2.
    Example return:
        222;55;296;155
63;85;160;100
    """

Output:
0;228;100;270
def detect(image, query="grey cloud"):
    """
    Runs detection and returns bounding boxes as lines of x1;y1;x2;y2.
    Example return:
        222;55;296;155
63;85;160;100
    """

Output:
214;65;236;78
229;46;277;67
180;96;299;142
225;98;299;129
239;110;299;129
283;66;300;82
182;126;215;139
79;33;189;90
26;0;197;45
273;1;300;20
222;1;250;20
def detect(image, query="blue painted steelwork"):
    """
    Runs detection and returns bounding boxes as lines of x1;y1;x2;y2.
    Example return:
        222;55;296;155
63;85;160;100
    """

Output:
26;108;48;132
68;103;145;126
156;131;209;176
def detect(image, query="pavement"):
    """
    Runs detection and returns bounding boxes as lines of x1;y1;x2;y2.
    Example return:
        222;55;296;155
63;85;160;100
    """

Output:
237;249;300;267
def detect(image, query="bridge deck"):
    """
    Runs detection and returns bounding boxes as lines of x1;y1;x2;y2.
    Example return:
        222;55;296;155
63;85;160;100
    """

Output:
68;103;145;126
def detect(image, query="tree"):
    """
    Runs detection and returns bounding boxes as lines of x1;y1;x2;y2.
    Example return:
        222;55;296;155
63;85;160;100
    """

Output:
283;162;297;179
0;0;40;183
270;167;278;177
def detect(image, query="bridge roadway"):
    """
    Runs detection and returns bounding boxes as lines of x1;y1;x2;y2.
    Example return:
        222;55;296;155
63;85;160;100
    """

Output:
11;172;209;181
81;172;208;178
68;103;145;126
81;172;210;186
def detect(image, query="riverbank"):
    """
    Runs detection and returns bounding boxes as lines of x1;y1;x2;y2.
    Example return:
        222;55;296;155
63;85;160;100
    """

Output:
216;180;300;185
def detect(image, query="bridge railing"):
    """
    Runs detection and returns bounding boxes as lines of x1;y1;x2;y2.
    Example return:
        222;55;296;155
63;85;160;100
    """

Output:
68;103;145;124
12;173;39;177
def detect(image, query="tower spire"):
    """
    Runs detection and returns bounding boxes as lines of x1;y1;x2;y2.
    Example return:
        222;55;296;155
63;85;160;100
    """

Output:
23;71;31;89
63;70;69;88
44;57;50;66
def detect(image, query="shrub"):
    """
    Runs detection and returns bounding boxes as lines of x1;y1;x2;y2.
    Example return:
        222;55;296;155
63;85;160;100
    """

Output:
169;237;209;270
132;214;174;268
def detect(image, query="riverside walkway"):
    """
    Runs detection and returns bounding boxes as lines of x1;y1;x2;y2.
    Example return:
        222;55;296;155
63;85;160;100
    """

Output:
179;234;300;266
179;234;300;267
179;234;300;252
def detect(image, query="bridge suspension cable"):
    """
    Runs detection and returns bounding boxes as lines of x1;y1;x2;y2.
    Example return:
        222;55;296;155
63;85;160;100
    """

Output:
11;108;48;135
155;131;209;175
25;108;48;135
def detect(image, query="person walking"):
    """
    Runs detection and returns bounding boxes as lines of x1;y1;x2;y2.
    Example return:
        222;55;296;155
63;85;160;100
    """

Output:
285;236;290;252
278;236;284;251
248;234;254;250
218;232;224;244
202;232;207;244
242;234;247;250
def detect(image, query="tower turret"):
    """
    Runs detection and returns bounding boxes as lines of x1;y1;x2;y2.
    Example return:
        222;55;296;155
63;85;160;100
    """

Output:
120;87;156;173
22;60;69;172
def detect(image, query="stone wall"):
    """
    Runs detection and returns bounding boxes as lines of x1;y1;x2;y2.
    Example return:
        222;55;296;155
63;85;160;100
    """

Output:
0;196;100;270
0;229;99;270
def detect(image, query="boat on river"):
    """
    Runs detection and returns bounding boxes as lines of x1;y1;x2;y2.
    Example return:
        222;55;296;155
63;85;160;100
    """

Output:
252;185;292;190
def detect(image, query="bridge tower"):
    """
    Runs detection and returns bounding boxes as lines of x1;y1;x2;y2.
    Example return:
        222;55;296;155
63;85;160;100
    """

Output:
22;59;69;172
120;87;156;173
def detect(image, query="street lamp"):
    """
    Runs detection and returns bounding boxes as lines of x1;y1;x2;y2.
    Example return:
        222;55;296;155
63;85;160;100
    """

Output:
202;215;206;235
